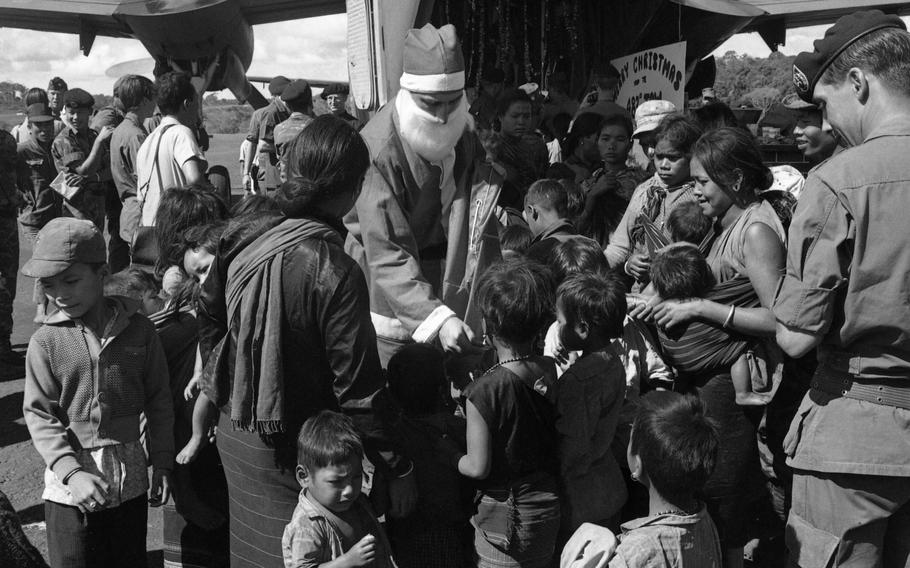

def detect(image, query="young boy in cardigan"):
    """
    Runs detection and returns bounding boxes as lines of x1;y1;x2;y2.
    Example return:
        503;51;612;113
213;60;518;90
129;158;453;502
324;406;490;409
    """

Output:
22;218;174;567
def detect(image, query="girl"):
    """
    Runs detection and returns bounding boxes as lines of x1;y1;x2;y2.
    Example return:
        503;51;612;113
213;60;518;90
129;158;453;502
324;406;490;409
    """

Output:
579;115;649;246
489;89;550;209
605;113;703;288
647;127;786;567
442;259;561;568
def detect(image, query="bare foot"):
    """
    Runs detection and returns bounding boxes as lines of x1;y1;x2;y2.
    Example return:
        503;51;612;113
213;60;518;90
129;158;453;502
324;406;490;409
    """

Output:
175;494;226;530
735;391;772;406
176;436;206;464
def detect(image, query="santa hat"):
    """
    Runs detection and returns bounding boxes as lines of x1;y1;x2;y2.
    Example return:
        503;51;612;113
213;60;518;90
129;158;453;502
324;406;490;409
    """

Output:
400;24;465;94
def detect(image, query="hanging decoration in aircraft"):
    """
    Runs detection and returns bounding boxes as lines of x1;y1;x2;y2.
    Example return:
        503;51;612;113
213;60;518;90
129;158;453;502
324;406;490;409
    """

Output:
611;41;687;116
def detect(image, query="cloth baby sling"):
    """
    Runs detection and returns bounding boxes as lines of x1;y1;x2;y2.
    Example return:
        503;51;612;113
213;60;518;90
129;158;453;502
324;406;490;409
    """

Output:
638;214;778;390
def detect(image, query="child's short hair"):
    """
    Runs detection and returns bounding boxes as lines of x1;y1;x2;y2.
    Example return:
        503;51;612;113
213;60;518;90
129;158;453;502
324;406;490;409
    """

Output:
650;244;715;300
476;258;554;344
499;224;533;255
600;113;633;140
526;179;569;218
666;201;713;245
557;272;626;338
104;268;160;299
114;75;156;110
548;238;609;283
387;344;446;415
630;392;719;505
155;71;195;116
297;410;364;473
654;113;703;154
545;162;575;182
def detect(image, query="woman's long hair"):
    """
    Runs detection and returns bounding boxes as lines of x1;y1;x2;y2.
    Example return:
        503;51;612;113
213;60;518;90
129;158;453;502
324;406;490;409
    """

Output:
275;115;370;218
692;127;773;203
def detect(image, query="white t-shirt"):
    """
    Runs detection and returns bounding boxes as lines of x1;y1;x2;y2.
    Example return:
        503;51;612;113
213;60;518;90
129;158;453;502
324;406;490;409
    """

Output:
136;116;206;226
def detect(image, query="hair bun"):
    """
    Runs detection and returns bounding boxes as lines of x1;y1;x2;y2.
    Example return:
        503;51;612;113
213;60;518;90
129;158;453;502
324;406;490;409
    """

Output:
760;166;775;192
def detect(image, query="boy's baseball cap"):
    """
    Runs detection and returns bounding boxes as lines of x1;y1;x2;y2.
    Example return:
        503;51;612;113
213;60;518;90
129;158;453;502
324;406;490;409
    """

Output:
26;103;55;123
633;100;677;138
22;218;107;278
62;88;95;109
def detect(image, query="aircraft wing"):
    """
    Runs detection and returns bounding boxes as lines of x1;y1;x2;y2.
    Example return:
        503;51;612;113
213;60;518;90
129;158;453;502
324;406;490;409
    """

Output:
237;0;343;25
0;0;129;37
745;0;910;26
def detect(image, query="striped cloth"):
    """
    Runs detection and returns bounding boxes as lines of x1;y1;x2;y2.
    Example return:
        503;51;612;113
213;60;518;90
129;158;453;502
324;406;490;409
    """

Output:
216;411;300;568
657;275;760;374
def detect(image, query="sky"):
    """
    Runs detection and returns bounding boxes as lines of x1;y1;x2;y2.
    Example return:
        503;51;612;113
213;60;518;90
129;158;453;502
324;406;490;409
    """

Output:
1;12;909;97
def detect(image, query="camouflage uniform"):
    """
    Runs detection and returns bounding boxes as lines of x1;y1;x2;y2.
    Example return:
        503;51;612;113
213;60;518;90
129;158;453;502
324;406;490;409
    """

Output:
0;130;21;360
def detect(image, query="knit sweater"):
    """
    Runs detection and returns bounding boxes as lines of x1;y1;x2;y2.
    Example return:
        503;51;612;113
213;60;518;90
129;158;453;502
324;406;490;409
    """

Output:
23;296;174;482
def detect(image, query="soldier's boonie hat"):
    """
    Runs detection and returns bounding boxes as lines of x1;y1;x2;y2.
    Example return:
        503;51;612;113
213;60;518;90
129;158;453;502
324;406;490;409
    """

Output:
400;24;465;94
792;10;906;103
62;88;94;109
22;218;107;278
27;103;55;122
281;80;313;105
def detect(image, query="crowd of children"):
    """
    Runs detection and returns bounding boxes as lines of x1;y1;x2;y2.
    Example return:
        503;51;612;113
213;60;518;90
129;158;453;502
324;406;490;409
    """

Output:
3;16;870;568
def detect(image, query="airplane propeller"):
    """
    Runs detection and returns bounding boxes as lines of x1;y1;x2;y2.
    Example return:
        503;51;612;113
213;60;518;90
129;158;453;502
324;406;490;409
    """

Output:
104;57;156;79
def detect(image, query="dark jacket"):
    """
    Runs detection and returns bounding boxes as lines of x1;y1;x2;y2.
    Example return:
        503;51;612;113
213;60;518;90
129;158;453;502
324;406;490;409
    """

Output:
198;214;408;474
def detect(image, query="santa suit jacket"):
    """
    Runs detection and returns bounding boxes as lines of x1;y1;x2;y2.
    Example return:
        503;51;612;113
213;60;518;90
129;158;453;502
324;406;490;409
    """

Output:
344;102;500;344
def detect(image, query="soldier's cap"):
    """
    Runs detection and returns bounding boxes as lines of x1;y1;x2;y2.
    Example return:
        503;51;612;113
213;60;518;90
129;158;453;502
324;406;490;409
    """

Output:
281;80;313;105
26;103;55;123
793;10;907;103
633;100;677;138
319;82;349;99
22;218;107;278
269;76;292;96
62;88;95;109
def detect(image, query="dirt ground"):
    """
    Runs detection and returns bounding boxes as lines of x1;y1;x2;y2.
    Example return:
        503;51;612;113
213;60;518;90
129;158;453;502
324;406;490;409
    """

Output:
0;132;246;565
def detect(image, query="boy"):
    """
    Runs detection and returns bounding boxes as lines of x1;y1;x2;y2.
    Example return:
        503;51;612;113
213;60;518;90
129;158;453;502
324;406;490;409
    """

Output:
21;218;174;567
282;411;394;568
275;80;314;163
650;244;771;406
51;88;114;230
553;272;629;534
579;114;649;246
524;178;597;263
110;75;156;245
563;392;721;568
385;344;469;568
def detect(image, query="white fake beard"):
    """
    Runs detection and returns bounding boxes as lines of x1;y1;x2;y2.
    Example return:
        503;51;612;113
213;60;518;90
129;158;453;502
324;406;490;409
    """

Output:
396;88;471;162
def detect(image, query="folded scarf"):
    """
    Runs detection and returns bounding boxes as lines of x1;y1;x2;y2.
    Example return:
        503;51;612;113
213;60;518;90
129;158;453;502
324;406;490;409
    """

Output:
202;217;340;433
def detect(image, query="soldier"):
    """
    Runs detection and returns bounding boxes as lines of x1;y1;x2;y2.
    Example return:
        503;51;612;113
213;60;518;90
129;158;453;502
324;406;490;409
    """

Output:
774;11;910;566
